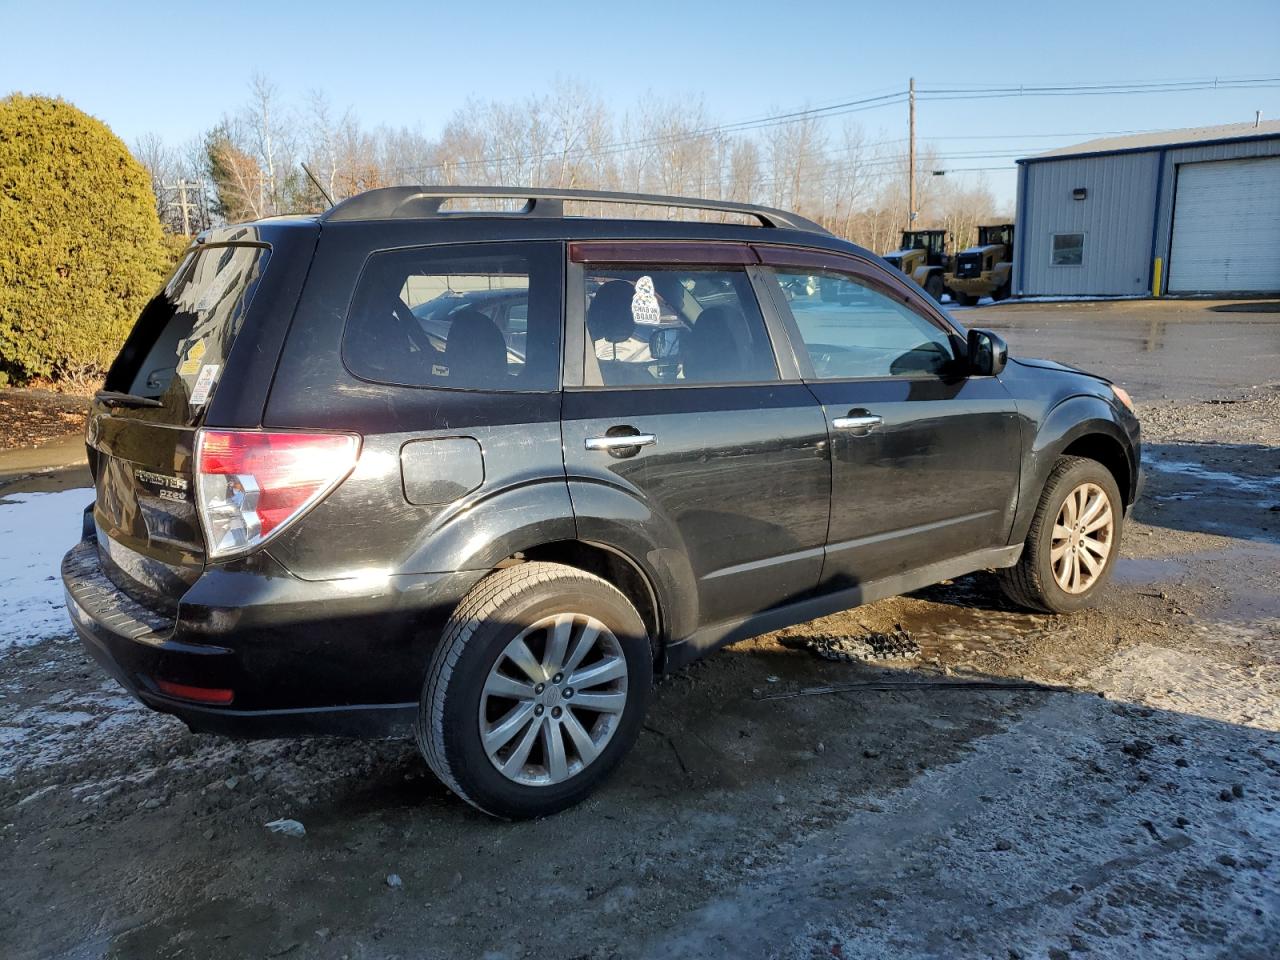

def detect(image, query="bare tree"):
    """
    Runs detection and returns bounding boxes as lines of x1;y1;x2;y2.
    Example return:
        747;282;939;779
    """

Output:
764;110;827;220
725;137;761;205
152;73;1007;243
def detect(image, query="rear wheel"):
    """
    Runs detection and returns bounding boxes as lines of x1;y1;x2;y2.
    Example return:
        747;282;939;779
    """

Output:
1000;456;1123;614
416;562;651;819
924;273;945;302
992;279;1012;302
953;291;978;306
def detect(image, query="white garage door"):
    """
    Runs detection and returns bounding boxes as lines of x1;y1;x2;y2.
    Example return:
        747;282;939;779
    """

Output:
1168;156;1280;293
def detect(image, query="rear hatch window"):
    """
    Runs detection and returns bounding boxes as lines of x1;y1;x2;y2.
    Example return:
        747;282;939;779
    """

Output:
90;243;271;607
108;243;271;420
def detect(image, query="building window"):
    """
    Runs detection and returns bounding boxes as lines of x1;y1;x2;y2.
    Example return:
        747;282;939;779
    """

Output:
1051;233;1085;267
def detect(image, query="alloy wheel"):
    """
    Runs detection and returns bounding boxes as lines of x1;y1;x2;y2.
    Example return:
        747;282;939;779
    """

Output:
479;613;629;787
1050;481;1114;594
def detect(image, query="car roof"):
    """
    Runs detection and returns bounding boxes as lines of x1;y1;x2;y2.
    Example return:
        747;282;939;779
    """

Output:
208;187;882;264
318;186;828;232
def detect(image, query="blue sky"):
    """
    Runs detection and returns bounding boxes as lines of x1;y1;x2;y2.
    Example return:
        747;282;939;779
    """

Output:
3;0;1278;206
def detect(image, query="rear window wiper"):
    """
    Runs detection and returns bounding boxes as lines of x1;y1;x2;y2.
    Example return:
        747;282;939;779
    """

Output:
95;389;164;409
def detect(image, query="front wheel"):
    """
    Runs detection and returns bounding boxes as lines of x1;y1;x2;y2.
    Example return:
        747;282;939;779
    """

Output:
953;291;978;306
999;456;1123;614
416;562;652;819
924;273;945;302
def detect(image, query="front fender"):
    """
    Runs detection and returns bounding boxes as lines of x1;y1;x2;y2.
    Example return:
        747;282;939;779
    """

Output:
1010;393;1136;544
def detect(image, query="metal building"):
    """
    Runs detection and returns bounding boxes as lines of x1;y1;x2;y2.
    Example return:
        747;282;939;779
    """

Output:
1013;120;1280;297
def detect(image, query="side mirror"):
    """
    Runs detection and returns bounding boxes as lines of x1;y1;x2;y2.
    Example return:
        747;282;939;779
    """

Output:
968;328;1008;377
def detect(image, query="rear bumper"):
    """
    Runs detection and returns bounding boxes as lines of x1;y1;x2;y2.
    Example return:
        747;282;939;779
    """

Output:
62;538;483;738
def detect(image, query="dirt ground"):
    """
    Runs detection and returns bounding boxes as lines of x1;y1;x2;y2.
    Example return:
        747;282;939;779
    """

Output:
0;388;90;452
1;299;1278;959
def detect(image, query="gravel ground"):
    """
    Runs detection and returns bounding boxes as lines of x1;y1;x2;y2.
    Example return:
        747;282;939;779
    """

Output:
1;300;1278;959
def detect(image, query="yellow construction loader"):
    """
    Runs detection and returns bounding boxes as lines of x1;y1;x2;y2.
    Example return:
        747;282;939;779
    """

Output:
882;229;950;302
946;223;1014;306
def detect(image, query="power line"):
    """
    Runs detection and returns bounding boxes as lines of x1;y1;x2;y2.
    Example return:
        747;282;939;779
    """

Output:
382;90;909;179
317;73;1280;194
919;77;1280;101
918;75;1280;94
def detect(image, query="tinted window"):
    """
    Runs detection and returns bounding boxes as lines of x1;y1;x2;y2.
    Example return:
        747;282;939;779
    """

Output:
344;242;560;391
106;243;270;423
583;267;777;387
773;268;958;379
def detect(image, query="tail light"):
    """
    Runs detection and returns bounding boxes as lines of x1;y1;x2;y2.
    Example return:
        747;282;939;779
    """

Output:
195;429;361;560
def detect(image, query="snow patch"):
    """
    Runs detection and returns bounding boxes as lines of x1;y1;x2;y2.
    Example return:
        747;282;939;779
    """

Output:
1013;294;1148;303
0;487;93;650
1146;458;1280;495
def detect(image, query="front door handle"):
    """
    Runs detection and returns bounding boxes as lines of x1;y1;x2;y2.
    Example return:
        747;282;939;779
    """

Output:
585;433;657;452
831;414;883;435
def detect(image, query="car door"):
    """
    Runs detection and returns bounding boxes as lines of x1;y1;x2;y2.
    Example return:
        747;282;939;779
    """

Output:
560;242;831;631
756;245;1022;589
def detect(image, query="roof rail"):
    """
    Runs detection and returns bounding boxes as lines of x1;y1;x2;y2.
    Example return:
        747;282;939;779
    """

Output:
318;185;830;234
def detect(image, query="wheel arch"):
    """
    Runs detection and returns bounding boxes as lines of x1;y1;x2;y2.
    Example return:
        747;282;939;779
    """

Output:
1061;432;1132;507
1011;394;1139;544
519;539;665;667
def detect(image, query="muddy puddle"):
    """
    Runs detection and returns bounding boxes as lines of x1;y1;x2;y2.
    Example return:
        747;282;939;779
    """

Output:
1112;555;1190;583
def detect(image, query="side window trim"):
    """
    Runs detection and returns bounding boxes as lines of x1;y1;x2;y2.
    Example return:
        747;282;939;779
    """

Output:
562;248;585;388
569;241;757;266
746;265;810;382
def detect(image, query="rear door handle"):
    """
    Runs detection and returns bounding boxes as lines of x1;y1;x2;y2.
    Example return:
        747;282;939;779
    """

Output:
585;433;657;451
831;414;883;434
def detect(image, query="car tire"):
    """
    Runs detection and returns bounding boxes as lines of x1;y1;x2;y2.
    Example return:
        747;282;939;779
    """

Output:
416;562;652;819
924;273;945;302
999;456;1124;614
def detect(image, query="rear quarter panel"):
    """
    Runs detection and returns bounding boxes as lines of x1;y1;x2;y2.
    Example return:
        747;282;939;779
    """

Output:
261;222;574;581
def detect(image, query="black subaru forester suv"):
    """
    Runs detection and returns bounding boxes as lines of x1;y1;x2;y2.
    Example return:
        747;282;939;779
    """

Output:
63;186;1141;819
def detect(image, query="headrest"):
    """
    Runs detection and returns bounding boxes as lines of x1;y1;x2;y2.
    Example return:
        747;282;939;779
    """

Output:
684;306;752;382
587;280;637;344
444;308;507;386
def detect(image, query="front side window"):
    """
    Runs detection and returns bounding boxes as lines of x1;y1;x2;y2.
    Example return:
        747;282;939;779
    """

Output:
582;267;778;387
772;268;959;380
1051;233;1085;266
344;242;560;391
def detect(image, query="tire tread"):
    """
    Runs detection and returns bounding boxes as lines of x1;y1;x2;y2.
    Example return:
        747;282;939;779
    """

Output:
999;455;1103;613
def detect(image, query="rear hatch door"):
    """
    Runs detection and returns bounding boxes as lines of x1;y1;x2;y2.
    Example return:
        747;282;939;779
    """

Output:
88;242;272;610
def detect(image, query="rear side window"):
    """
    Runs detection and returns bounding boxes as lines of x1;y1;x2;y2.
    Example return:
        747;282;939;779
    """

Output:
106;243;271;421
582;267;778;387
343;242;561;392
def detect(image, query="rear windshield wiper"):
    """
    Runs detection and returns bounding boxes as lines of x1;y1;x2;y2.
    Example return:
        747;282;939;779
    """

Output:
95;389;164;409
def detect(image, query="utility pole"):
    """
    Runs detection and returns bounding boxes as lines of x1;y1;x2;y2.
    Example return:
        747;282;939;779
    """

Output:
163;179;201;236
177;179;191;236
908;77;916;231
